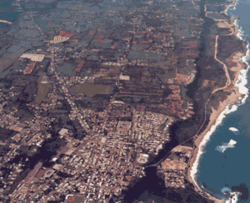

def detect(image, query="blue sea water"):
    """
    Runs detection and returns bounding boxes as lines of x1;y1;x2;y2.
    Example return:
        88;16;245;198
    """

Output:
196;0;250;202
0;0;21;28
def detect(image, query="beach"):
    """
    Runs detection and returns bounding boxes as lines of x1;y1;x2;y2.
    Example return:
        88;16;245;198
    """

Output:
187;87;243;202
186;0;249;202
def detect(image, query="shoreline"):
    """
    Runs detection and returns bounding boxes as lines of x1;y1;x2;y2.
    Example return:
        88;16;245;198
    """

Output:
224;0;238;16
186;0;249;202
0;20;12;25
187;87;243;203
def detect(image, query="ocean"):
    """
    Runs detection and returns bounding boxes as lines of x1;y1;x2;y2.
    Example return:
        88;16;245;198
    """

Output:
193;0;250;202
0;0;21;28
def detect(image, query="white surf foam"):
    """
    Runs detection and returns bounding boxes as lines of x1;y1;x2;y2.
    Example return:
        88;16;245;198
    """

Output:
215;139;237;153
222;187;242;203
190;0;249;201
215;145;227;153
190;101;240;196
229;127;239;132
221;187;232;194
228;139;237;145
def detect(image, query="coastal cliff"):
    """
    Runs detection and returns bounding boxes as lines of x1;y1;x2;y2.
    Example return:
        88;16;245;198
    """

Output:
121;0;249;202
154;0;248;203
185;0;248;202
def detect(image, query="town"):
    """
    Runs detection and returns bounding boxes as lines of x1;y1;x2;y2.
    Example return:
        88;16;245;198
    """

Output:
0;0;221;202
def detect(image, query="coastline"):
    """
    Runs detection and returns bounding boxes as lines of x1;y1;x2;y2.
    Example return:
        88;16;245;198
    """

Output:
186;0;249;202
187;87;243;203
0;20;12;25
223;0;238;16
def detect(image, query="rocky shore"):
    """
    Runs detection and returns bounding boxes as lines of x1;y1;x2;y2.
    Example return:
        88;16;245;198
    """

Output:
186;0;249;202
